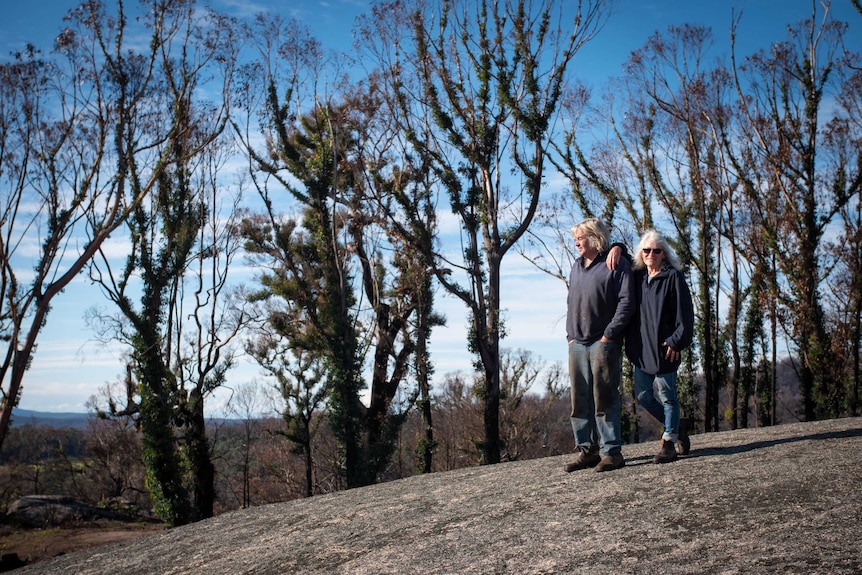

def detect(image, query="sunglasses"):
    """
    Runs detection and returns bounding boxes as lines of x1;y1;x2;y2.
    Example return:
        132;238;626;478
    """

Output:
643;248;663;255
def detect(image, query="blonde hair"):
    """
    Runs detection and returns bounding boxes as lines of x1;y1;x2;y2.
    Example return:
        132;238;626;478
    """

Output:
570;218;610;252
633;229;682;270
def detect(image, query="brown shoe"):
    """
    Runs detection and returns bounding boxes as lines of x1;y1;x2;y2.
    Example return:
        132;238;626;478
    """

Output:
564;447;601;472
677;418;691;455
653;439;678;464
595;452;625;472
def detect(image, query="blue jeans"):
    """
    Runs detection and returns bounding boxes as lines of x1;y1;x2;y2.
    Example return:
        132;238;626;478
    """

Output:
568;340;623;456
633;366;680;441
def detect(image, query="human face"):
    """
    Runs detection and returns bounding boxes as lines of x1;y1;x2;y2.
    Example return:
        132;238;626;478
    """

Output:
642;242;665;271
575;234;598;260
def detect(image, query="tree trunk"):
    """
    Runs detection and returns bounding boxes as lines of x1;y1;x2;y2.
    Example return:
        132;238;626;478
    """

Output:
186;389;214;520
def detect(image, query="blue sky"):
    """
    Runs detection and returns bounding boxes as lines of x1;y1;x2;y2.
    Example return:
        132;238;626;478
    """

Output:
3;0;860;414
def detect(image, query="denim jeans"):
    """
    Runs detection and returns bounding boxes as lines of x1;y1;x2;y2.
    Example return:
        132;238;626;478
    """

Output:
568;340;623;456
633;366;680;441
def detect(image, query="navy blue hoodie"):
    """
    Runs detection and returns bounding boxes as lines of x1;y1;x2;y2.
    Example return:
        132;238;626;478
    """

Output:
625;265;694;375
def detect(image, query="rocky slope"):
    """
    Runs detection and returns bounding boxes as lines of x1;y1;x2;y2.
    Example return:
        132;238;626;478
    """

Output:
16;417;862;575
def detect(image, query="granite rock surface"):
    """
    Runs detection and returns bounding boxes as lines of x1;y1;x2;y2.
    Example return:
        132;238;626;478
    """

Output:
18;417;862;575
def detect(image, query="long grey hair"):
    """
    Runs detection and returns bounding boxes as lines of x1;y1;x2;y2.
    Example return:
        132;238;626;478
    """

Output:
633;229;682;270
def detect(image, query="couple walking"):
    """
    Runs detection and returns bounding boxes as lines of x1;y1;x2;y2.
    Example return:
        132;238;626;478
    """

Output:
564;218;694;473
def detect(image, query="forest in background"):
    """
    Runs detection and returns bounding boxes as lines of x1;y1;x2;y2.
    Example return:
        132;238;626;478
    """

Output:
0;355;805;515
1;0;860;527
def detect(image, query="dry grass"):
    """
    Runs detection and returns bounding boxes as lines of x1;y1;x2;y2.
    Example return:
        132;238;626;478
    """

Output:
0;519;163;570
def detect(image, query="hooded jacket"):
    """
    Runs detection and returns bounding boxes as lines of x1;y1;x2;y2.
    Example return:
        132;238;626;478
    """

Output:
625;265;694;375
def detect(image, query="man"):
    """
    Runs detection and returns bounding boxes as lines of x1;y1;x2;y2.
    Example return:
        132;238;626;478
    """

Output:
564;218;634;473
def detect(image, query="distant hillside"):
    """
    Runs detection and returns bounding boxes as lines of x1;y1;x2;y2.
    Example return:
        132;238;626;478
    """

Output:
11;409;91;429
10;408;239;429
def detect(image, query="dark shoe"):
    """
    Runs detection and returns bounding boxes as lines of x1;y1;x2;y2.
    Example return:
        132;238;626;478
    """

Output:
564;447;601;472
653;439;678;464
677;418;691;455
595;452;625;473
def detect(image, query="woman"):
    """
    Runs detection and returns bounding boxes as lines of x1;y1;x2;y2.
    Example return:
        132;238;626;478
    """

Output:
625;230;694;463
